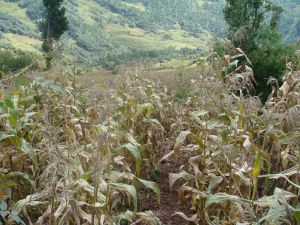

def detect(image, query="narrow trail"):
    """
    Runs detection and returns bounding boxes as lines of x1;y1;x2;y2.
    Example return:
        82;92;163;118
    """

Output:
139;148;193;225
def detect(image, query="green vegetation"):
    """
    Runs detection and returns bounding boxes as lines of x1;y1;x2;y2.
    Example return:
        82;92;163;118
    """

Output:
224;0;282;53
0;49;36;74
250;31;299;99
275;0;300;43
1;0;299;67
0;1;36;35
1;0;217;67
40;0;68;68
0;33;42;54
96;0;226;36
223;0;300;101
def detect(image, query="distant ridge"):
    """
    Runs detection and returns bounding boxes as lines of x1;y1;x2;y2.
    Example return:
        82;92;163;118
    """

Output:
0;0;299;66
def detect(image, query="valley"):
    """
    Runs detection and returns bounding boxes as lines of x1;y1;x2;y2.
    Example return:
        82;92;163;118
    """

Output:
1;0;299;67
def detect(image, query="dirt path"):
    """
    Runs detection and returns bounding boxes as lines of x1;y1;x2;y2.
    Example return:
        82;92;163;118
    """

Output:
139;149;193;225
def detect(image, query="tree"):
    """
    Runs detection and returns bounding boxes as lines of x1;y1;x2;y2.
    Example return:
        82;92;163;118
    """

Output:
223;0;291;101
224;0;283;53
40;0;68;69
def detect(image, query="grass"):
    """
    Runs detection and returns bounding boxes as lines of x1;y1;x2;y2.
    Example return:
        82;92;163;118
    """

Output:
109;28;213;50
0;1;35;30
76;0;113;26
0;33;42;53
153;58;195;70
121;2;147;12
106;24;145;37
196;0;205;7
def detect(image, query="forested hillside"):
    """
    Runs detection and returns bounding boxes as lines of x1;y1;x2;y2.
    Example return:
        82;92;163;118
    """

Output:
0;0;299;66
275;0;300;42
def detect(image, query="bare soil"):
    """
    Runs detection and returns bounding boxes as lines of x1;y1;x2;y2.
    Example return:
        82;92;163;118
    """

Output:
139;148;193;225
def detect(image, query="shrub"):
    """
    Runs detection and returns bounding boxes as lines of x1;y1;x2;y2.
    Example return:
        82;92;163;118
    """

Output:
250;29;300;101
251;45;297;101
0;49;36;73
214;32;299;102
0;13;33;36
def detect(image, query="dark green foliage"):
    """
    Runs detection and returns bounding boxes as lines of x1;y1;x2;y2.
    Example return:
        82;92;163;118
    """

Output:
274;0;300;43
0;49;35;73
40;0;68;68
0;70;4;79
223;0;299;101
251;29;299;99
0;13;33;36
40;0;68;40
96;0;227;36
173;71;192;100
223;0;282;53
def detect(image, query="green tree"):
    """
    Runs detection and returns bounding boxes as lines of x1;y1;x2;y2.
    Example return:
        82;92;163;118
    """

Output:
224;0;282;53
223;0;296;101
40;0;68;69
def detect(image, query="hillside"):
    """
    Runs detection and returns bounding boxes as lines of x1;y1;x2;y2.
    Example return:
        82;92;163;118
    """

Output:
0;0;299;67
1;1;300;225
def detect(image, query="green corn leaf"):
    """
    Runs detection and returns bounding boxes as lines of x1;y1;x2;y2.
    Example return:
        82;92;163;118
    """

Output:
293;210;300;225
0;134;21;147
15;76;29;87
136;178;161;204
0;201;7;211
4;99;14;109
21;139;38;169
6;172;34;187
169;171;194;192
13;192;47;213
252;152;262;184
136;103;154;118
122;143;142;177
205;193;252;208
108;171;160;204
110;183;137;212
174;131;191;159
73;179;106;203
174;131;205;159
259;166;300;189
207;114;231;129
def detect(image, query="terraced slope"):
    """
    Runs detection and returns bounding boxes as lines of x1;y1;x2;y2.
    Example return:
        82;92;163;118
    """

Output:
0;0;299;66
